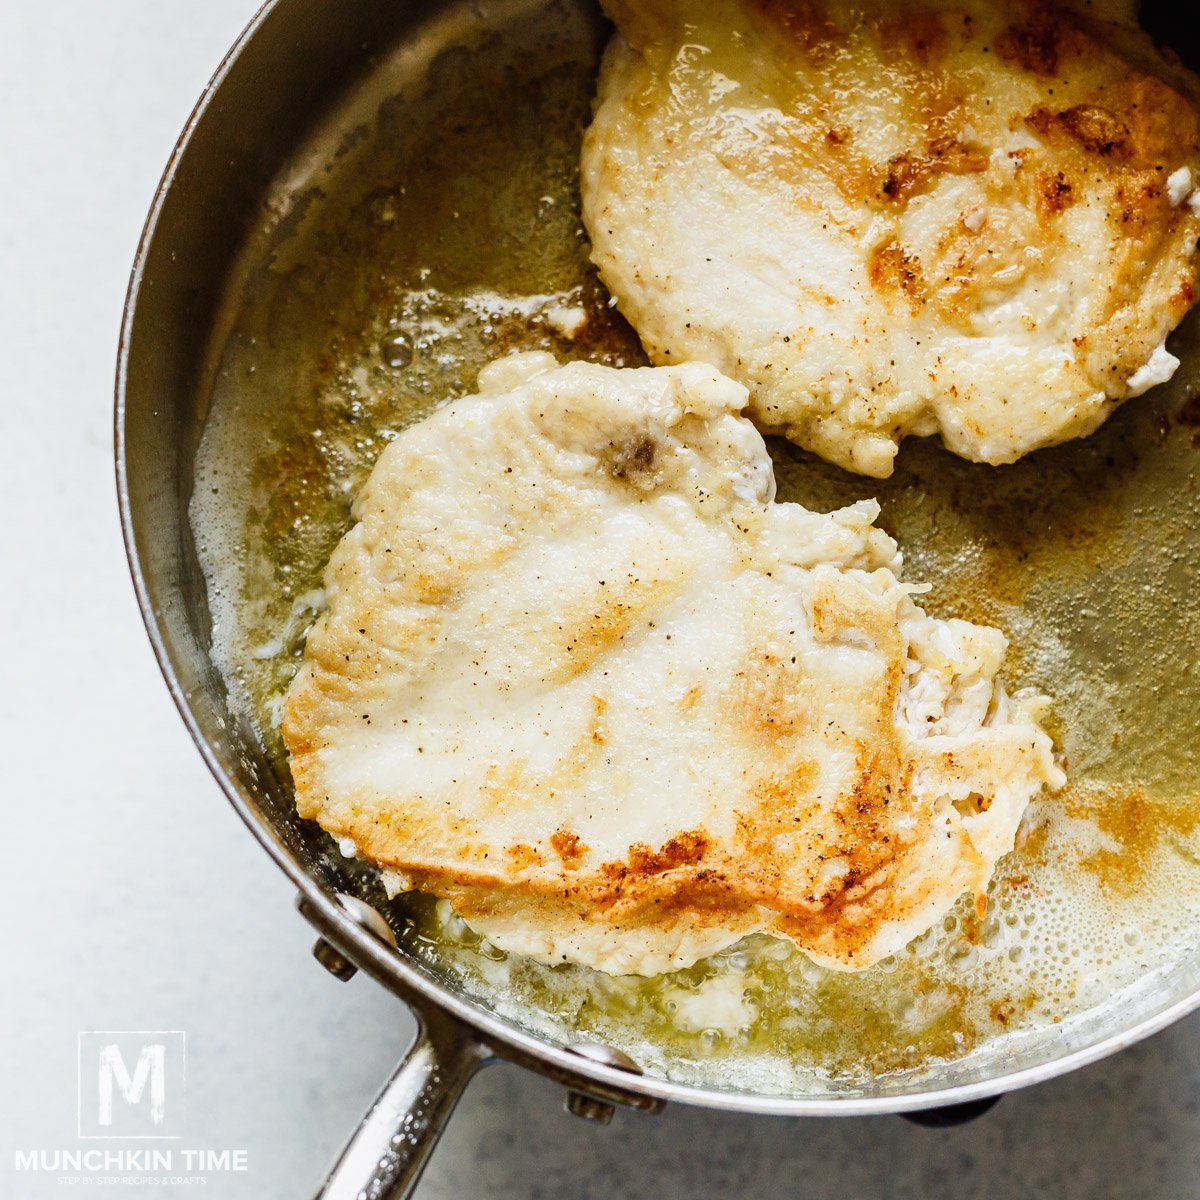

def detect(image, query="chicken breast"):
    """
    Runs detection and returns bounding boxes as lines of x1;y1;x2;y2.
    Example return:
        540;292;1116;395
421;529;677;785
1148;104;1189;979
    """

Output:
282;353;1063;975
582;0;1200;476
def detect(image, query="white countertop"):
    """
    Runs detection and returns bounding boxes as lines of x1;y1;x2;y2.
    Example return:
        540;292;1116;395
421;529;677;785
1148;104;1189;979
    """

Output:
3;3;1200;1197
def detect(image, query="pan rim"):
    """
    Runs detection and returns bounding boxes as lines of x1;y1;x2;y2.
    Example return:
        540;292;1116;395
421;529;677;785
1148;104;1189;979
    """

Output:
113;0;1200;1117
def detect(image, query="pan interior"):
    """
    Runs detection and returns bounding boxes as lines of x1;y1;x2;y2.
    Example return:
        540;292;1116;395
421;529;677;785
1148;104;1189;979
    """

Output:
187;0;1200;1097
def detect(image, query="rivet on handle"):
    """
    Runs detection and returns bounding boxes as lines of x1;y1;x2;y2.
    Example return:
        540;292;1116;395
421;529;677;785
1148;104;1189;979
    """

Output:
564;1042;651;1124
308;892;398;982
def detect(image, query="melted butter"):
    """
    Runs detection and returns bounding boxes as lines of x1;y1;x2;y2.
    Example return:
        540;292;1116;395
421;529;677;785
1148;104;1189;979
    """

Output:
190;0;1200;1092
1066;783;1200;895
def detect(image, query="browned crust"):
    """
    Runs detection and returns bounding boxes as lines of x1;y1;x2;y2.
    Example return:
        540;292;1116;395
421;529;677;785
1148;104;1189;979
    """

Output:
994;11;1086;78
875;137;987;204
1026;103;1132;160
550;828;588;868
868;241;926;314
1034;168;1075;219
286;559;985;969
737;0;1200;339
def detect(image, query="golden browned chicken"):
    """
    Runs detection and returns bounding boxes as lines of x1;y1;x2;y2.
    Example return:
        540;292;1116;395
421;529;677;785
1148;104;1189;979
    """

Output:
583;0;1200;475
283;354;1061;975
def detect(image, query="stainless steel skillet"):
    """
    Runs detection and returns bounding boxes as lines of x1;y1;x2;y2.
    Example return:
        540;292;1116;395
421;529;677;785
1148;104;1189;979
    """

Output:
115;1;1200;1197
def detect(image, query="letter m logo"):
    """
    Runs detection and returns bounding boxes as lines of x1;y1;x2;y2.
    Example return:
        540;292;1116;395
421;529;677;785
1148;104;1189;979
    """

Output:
78;1031;185;1138
98;1043;165;1126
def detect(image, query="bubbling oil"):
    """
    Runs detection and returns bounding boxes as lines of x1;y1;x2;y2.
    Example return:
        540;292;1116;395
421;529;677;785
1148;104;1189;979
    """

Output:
190;0;1200;1092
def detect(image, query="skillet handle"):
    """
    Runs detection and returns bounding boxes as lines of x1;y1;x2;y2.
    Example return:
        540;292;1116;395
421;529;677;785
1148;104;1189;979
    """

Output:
313;1006;491;1200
